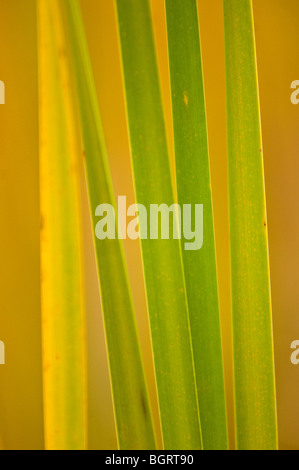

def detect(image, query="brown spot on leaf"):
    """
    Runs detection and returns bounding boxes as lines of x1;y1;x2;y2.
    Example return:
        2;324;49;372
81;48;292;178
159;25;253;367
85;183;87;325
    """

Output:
44;362;51;373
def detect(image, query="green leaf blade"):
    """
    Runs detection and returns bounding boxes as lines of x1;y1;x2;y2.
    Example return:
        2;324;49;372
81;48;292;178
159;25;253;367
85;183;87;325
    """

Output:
223;0;278;450
38;0;87;450
165;0;228;450
115;0;202;450
61;0;156;450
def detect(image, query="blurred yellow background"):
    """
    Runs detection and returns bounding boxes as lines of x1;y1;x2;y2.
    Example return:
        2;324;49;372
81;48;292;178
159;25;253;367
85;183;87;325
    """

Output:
0;0;298;450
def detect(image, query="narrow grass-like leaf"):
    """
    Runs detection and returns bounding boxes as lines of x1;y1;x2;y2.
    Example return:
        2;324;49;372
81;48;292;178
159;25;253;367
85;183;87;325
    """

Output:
38;0;86;450
60;0;156;450
115;0;202;450
223;0;278;450
165;0;228;450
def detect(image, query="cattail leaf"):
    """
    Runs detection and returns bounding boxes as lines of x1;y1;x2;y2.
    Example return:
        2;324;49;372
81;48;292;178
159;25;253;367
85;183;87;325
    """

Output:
223;0;278;450
61;0;156;450
38;0;87;450
165;0;228;450
115;0;202;450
